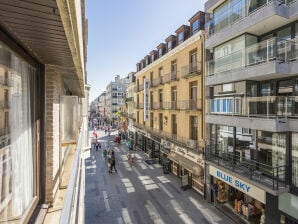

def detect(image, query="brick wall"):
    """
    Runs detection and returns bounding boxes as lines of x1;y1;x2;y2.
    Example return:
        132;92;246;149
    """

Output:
44;65;63;203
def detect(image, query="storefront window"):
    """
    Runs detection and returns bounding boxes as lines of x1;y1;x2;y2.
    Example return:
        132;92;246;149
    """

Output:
0;41;36;219
292;133;298;187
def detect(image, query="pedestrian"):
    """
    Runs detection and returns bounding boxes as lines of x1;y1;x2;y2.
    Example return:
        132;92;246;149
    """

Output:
95;141;100;151
109;150;117;173
103;148;107;161
131;153;135;166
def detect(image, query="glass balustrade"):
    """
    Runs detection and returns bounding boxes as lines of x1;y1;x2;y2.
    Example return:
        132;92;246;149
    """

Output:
206;96;298;117
206;38;298;76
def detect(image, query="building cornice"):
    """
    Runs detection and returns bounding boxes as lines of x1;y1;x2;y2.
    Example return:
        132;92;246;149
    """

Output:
135;30;204;77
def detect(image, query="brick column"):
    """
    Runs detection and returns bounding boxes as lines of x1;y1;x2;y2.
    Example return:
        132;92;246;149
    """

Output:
44;65;63;203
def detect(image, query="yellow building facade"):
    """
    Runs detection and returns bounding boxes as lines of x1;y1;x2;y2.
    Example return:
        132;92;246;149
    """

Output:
133;12;206;195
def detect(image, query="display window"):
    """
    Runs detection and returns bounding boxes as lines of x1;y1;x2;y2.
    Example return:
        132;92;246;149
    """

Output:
212;178;265;223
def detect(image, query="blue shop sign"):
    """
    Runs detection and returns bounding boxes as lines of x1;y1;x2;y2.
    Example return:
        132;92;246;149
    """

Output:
216;170;251;193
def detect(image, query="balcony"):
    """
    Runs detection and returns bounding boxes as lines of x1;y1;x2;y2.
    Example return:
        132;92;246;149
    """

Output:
152;77;163;87
136;102;144;109
0;101;9;109
0;77;13;87
206;96;298;132
206;37;298;85
205;144;288;191
150;100;202;111
181;62;202;78
137;85;144;92
133;121;203;153
125;97;134;102
163;71;179;84
205;0;293;49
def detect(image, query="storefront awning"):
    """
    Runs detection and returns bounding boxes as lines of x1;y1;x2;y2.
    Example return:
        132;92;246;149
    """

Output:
168;152;203;177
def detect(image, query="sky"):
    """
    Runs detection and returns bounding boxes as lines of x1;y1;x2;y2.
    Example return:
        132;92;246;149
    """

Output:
86;0;205;102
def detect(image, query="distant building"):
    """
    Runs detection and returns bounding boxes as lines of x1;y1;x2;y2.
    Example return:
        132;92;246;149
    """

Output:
105;75;129;126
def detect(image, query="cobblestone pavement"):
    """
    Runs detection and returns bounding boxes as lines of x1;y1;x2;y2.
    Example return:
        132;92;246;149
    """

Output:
84;130;238;224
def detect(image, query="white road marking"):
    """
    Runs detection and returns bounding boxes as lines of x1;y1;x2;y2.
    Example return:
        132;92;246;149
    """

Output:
133;166;142;176
117;217;124;224
170;199;194;224
145;200;165;224
122;208;133;224
157;183;173;198
118;169;123;178
103;191;110;212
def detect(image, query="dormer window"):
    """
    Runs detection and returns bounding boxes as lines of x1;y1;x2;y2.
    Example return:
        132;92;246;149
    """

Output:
167;41;172;51
192;20;199;34
158;48;163;57
178;32;184;44
151;54;155;62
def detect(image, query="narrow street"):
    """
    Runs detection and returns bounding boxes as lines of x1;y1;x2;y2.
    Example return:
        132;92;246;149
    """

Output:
84;130;235;224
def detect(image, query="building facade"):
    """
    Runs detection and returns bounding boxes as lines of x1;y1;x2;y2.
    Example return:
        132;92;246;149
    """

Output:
133;11;206;196
106;75;129;126
0;0;88;222
204;0;298;223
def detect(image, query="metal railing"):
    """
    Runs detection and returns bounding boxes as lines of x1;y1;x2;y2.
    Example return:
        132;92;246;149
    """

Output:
133;121;203;154
181;62;202;78
206;37;298;76
152;76;163;87
136;102;144;109
60;125;83;224
163;71;178;84
206;96;298;118
150;100;202;111
205;144;288;190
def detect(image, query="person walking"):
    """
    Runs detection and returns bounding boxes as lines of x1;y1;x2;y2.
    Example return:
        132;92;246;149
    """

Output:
95;141;100;151
131;153;135;166
109;150;117;173
103;148;107;161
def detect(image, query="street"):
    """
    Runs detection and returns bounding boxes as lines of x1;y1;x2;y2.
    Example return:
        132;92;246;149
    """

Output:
84;130;235;224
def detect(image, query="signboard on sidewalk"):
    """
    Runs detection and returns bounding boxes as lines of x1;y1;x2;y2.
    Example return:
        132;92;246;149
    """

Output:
181;174;188;187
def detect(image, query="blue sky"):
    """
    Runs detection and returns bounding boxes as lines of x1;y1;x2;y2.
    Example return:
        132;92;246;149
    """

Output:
86;0;205;101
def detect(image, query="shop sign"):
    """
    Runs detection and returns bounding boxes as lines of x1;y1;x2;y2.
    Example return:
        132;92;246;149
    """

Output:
174;146;204;166
209;165;266;204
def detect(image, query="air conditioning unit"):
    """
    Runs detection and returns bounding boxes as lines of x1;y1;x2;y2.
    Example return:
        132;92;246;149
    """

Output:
187;140;197;149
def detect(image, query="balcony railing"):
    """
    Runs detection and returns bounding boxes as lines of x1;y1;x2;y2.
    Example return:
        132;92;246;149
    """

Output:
137;102;144;109
133;121;203;153
181;62;202;78
206;37;298;76
125;97;134;102
205;144;288;190
152;77;163;87
150;100;202;111
207;0;293;38
163;71;178;84
0;77;13;87
206;96;298;118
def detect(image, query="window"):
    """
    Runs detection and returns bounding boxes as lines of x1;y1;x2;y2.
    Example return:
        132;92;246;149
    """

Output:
151;54;155;62
158;48;163;57
190;50;197;72
137;111;139;123
167;41;172;51
159;113;163;131
192;20;199;34
150;72;153;85
159;89;163;109
172;114;177;135
190;82;197;110
150;112;154;128
171;60;177;77
190;116;198;140
178;32;184;44
171;86;177;109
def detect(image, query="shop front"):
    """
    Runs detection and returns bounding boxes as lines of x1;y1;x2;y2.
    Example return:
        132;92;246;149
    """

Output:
168;145;204;195
136;130;146;151
208;165;266;223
